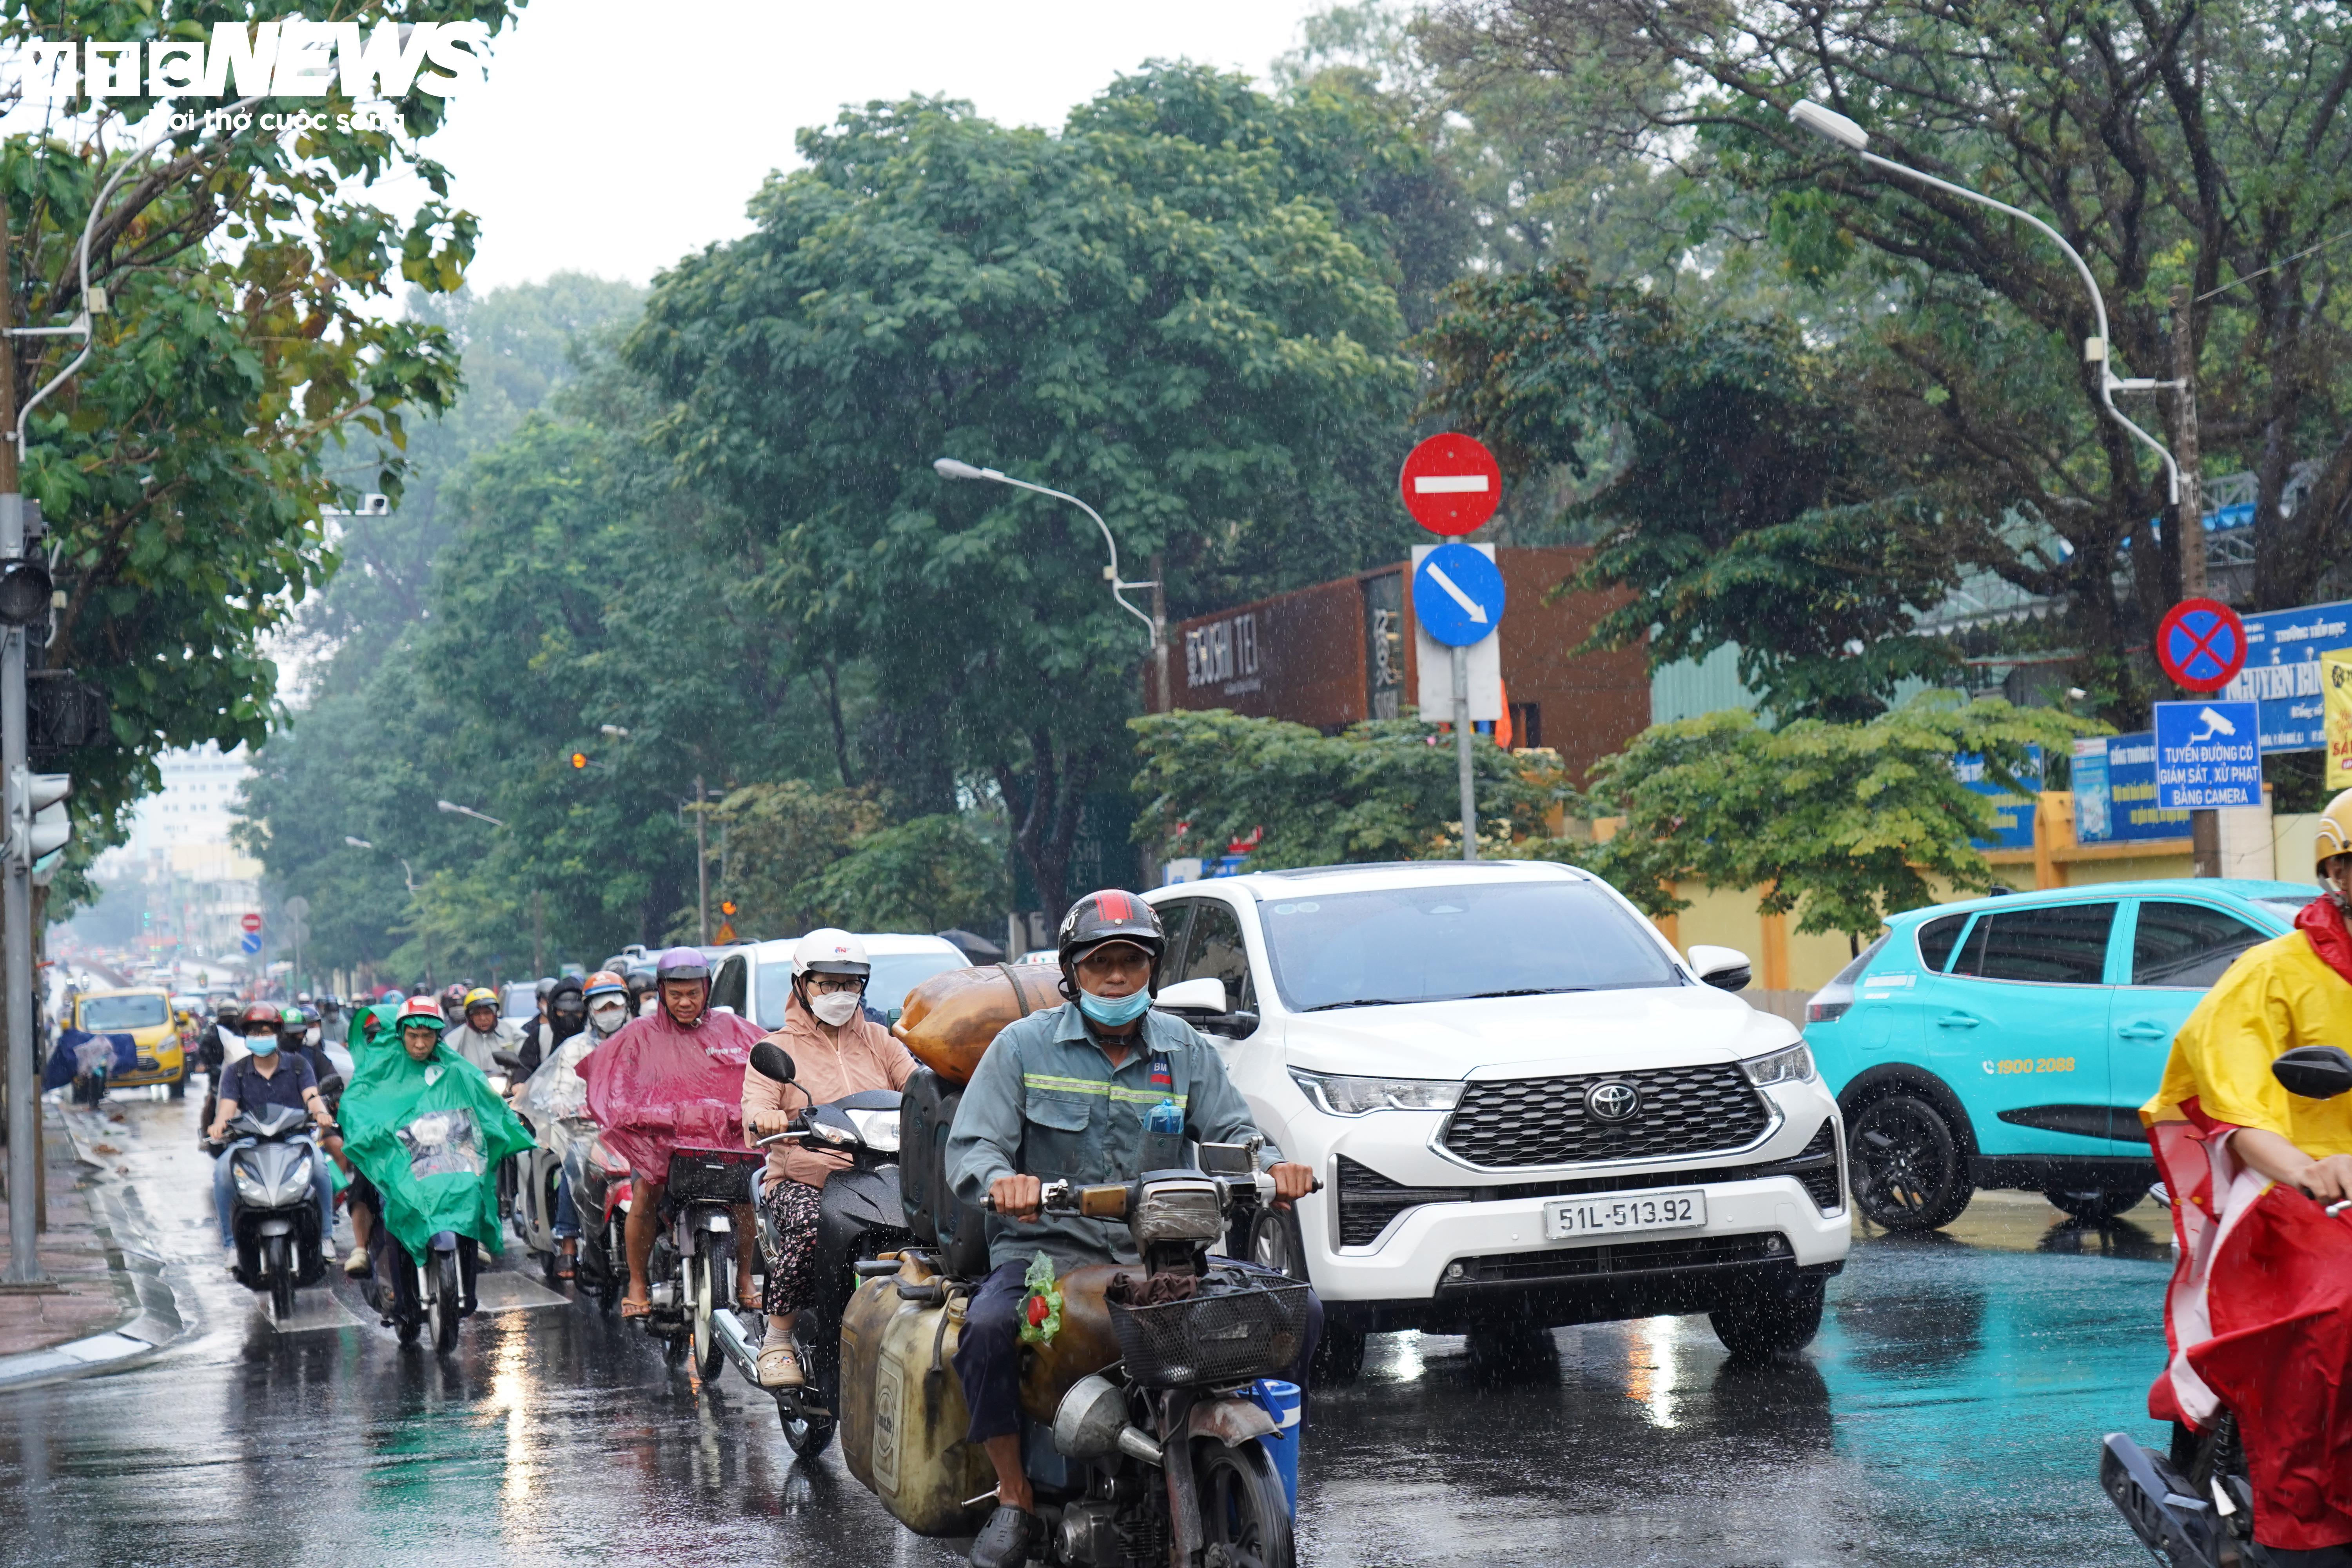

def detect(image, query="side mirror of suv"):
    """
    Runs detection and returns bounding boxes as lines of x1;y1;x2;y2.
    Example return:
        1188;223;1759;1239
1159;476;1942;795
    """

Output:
1688;945;1753;993
1155;978;1227;1014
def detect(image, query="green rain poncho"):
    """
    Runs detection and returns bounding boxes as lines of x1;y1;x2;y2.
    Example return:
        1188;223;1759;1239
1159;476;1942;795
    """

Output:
340;1033;531;1259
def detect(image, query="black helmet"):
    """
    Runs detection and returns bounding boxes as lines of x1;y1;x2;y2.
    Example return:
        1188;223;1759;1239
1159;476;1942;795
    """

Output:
1056;889;1164;996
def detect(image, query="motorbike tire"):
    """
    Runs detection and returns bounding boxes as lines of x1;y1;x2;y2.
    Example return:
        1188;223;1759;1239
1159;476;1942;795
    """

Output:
1845;1093;1974;1231
1194;1436;1295;1568
390;1258;422;1347
691;1253;726;1381
265;1234;295;1323
432;1251;463;1354
1709;1270;1828;1360
2045;1185;2147;1224
780;1403;837;1459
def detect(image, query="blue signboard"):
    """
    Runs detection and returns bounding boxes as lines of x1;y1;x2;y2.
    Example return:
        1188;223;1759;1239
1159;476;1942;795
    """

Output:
2220;598;2352;753
1410;543;1505;648
2074;732;2193;843
239;931;262;955
1955;749;2039;850
2153;700;2263;809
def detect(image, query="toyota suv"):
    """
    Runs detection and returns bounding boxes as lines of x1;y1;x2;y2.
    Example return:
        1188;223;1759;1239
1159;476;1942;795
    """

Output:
1141;859;1849;1376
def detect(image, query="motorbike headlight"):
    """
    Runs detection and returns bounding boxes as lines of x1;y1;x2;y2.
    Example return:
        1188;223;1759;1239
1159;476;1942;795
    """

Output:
843;1108;901;1153
486;1074;510;1096
1288;1070;1465;1117
1132;1176;1222;1246
1740;1043;1817;1087
233;1169;271;1205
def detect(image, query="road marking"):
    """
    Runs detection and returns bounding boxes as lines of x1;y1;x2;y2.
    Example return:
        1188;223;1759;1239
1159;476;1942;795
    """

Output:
1424;563;1490;624
1413;475;1490;494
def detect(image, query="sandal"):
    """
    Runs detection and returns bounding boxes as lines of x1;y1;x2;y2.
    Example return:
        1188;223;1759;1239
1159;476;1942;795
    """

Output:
619;1292;652;1319
556;1243;576;1281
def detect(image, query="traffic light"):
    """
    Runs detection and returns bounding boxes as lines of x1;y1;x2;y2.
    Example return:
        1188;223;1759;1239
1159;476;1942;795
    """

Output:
17;771;68;864
0;558;51;626
569;751;589;770
720;900;737;918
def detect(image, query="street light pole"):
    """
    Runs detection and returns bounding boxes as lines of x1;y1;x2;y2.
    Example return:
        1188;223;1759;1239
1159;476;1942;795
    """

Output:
932;459;1159;647
695;775;709;946
1788;102;2186;502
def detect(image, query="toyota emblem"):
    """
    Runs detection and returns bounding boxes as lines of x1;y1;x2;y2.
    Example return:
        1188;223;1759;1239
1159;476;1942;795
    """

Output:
1585;1081;1641;1122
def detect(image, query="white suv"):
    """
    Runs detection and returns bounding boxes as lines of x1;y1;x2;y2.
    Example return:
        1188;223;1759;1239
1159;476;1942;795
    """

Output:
1141;859;1850;1374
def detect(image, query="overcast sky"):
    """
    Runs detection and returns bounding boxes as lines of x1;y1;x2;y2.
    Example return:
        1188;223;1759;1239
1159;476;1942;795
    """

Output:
428;0;1339;292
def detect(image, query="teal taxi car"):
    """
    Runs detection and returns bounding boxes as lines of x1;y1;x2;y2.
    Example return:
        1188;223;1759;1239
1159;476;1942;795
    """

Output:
1804;878;2315;1229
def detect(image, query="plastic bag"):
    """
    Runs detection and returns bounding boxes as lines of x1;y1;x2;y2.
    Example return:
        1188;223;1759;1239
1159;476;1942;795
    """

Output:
1019;1249;1064;1347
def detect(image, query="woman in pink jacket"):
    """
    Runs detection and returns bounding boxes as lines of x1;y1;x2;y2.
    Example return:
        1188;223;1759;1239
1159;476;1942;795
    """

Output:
741;929;917;1387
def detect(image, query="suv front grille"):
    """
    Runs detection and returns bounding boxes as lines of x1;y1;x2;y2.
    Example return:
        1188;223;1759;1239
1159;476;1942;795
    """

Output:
1440;1064;1770;1167
1336;1156;1471;1247
1445;1232;1785;1289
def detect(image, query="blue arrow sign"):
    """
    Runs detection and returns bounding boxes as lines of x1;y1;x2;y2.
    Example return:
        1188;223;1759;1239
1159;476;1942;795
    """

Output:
240;932;262;955
1412;543;1505;648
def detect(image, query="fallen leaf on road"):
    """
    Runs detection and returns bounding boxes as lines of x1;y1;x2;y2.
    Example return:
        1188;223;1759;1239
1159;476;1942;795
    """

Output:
91;1144;119;1156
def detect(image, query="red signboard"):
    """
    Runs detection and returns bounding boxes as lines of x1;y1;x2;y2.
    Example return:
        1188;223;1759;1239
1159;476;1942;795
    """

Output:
2156;597;2248;694
240;912;263;934
1398;433;1501;536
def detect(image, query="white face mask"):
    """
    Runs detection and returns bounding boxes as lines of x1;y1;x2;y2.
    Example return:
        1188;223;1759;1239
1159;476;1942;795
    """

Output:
809;991;862;1028
590;1002;627;1034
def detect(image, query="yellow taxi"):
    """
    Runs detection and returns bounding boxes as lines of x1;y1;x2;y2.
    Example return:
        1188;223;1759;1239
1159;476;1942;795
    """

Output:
72;987;187;1098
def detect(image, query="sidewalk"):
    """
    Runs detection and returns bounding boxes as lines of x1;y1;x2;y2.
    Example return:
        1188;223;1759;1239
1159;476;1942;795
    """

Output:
0;1099;183;1391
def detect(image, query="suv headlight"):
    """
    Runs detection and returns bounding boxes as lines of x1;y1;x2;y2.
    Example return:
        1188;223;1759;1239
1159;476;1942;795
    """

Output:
1740;1043;1816;1087
1289;1071;1465;1116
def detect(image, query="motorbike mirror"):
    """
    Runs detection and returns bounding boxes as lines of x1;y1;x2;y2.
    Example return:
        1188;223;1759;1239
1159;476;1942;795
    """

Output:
750;1041;797;1084
2274;1045;2352;1100
1197;1141;1256;1176
491;1050;526;1073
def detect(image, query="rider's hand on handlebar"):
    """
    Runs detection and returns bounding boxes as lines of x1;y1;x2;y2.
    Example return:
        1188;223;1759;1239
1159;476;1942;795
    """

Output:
2299;1152;2352;1203
990;1173;1044;1220
1268;1162;1316;1208
749;1108;797;1137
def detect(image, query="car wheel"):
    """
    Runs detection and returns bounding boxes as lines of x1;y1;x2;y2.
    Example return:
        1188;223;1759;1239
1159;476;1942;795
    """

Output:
1247;1207;1307;1281
2045;1185;2146;1224
1710;1270;1828;1360
1846;1094;1974;1231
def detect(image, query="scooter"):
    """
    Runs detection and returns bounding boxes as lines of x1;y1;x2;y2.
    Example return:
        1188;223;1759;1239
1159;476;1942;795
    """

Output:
708;1041;912;1457
207;1103;334;1323
636;1138;765;1377
359;1105;487;1354
2101;1044;2352;1568
490;1051;567;1285
844;1138;1316;1567
570;1131;633;1310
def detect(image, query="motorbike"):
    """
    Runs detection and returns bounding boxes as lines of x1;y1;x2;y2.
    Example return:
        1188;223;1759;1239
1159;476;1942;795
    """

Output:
635;1138;765;1377
707;1040;913;1457
359;1105;489;1354
570;1131;634;1310
2101;1044;2352;1568
489;1050;567;1286
840;1133;1315;1568
207;1103;334;1323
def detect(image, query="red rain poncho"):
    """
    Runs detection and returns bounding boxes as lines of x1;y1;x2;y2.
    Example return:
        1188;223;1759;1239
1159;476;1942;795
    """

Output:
577;1004;766;1181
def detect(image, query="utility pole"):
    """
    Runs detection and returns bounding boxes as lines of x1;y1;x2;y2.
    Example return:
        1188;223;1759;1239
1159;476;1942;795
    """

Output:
694;775;710;945
1149;552;1169;713
0;202;35;1282
531;890;544;978
2174;285;2221;877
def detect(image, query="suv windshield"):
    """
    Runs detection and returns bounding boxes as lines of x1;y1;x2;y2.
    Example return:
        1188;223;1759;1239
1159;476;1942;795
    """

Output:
755;951;963;1027
1257;878;1682;1012
80;994;167;1031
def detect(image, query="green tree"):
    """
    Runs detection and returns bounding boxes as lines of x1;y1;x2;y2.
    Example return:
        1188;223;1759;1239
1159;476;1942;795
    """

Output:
4;2;515;842
1573;696;2093;944
801;815;1010;936
706;782;885;939
1420;262;1969;720
1130;708;1566;868
623;67;1425;915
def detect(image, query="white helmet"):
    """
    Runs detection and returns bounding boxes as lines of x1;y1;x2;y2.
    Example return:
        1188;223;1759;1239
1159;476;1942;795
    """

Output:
791;928;871;980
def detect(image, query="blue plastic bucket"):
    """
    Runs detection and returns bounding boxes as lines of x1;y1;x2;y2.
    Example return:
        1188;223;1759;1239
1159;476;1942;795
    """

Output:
1244;1377;1302;1516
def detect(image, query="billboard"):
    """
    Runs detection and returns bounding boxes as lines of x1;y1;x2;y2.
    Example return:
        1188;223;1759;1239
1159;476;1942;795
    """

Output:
2073;731;2193;843
2219;599;2352;752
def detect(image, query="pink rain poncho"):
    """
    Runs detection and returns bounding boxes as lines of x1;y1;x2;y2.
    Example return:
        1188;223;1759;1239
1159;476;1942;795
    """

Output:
576;1004;767;1181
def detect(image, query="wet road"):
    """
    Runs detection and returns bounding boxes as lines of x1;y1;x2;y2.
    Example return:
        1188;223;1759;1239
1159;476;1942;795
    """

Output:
0;1095;2174;1567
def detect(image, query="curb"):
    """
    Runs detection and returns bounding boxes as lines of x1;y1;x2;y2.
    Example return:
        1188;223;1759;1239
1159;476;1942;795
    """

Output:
0;1110;188;1393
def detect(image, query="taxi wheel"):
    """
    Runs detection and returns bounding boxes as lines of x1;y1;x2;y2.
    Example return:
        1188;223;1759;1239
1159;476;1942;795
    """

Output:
1846;1094;1973;1231
2044;1185;2145;1224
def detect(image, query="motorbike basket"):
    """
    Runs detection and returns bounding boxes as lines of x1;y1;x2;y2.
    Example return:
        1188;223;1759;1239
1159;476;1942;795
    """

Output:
1107;1276;1313;1388
664;1147;760;1206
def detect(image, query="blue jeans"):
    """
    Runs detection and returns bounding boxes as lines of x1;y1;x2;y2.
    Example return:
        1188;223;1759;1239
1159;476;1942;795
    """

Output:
552;1171;581;1240
214;1139;335;1248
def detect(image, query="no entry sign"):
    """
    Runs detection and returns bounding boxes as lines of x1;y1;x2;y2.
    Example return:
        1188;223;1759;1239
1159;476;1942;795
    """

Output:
2156;597;2248;694
1399;433;1501;536
240;911;263;934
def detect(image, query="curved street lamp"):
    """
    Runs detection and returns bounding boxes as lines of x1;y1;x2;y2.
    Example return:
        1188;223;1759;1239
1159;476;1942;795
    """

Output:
932;458;1160;644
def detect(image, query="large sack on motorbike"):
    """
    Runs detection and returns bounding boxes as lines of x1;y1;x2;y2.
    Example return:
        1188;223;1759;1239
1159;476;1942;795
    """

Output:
892;964;1060;1086
340;1043;533;1260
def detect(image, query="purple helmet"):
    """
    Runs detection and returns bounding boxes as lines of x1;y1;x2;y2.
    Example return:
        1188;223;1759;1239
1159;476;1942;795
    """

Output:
655;946;710;982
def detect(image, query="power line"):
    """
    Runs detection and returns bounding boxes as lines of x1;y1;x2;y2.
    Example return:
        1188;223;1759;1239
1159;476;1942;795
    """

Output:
2196;229;2352;303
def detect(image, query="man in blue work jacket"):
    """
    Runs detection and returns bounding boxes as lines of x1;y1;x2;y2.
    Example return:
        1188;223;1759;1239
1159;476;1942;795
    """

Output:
947;888;1318;1568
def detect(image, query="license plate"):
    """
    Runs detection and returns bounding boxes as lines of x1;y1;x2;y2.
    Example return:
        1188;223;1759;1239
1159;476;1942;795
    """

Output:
1542;1189;1707;1241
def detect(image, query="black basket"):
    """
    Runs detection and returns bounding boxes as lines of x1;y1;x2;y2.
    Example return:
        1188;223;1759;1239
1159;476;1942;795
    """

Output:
1107;1274;1314;1387
665;1147;759;1206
